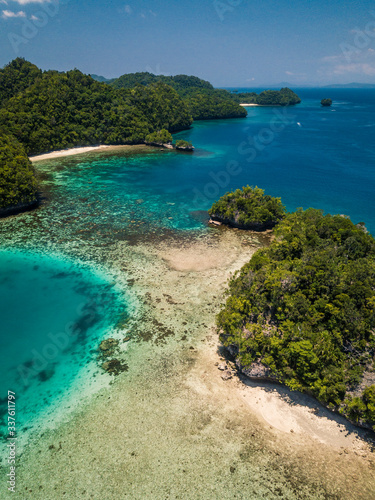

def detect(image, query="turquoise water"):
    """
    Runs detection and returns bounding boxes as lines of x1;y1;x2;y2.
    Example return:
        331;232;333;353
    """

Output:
34;88;375;235
0;249;126;443
1;87;375;448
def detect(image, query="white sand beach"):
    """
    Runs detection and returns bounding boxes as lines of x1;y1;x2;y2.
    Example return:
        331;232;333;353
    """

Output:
29;145;112;162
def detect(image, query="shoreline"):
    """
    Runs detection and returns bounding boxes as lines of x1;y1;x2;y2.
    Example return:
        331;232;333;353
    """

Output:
240;103;283;107
29;144;145;162
29;145;111;162
5;225;374;498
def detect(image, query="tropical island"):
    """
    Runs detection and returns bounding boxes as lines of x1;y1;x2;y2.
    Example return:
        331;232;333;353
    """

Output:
108;72;248;120
209;185;286;230
210;187;375;430
0;58;304;214
321;98;333;107
231;87;301;106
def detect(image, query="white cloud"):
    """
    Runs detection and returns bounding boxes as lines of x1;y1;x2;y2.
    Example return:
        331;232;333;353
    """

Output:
333;63;375;76
2;9;26;18
12;0;51;4
320;48;375;78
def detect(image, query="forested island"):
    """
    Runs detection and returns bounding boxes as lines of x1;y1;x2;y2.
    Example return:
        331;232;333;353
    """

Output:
231;87;301;106
0;59;193;156
0;58;301;215
109;72;248;120
209;186;285;230
211;188;375;430
321;98;333;107
0;59;250;211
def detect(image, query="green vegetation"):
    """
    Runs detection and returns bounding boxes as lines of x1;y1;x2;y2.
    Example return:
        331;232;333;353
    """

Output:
0;133;37;211
175;139;193;149
321;98;333;107
145;129;173;144
183;88;247;120
231;88;301;106
0;64;192;155
110;72;214;92
231;91;257;104
110;72;247;120
217;207;375;429
209;186;286;229
0;58;41;106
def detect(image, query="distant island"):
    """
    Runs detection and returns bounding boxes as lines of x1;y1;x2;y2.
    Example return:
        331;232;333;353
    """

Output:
231;88;301;106
323;83;375;89
210;188;375;431
321;98;332;107
109;71;248;120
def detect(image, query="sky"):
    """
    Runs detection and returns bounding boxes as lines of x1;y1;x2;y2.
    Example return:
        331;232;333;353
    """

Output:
1;0;375;86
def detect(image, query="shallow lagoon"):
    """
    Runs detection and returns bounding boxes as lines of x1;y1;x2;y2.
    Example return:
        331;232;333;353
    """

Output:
0;249;127;447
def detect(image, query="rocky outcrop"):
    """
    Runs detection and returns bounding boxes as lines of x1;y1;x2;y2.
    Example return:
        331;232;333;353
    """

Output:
236;360;278;381
145;141;174;149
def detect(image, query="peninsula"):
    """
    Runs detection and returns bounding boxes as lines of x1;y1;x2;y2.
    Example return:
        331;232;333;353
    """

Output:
210;188;375;431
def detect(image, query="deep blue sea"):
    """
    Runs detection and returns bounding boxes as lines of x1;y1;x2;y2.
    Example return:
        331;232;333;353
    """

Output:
174;87;375;233
1;88;375;445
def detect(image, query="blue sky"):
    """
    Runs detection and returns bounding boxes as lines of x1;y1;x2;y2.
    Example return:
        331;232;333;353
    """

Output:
1;0;375;86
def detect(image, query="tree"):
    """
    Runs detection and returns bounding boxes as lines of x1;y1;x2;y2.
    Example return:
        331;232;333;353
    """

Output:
175;139;193;150
0;61;193;155
0;133;37;211
145;129;173;144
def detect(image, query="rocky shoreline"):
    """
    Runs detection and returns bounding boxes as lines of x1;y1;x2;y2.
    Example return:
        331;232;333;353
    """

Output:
145;141;194;151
